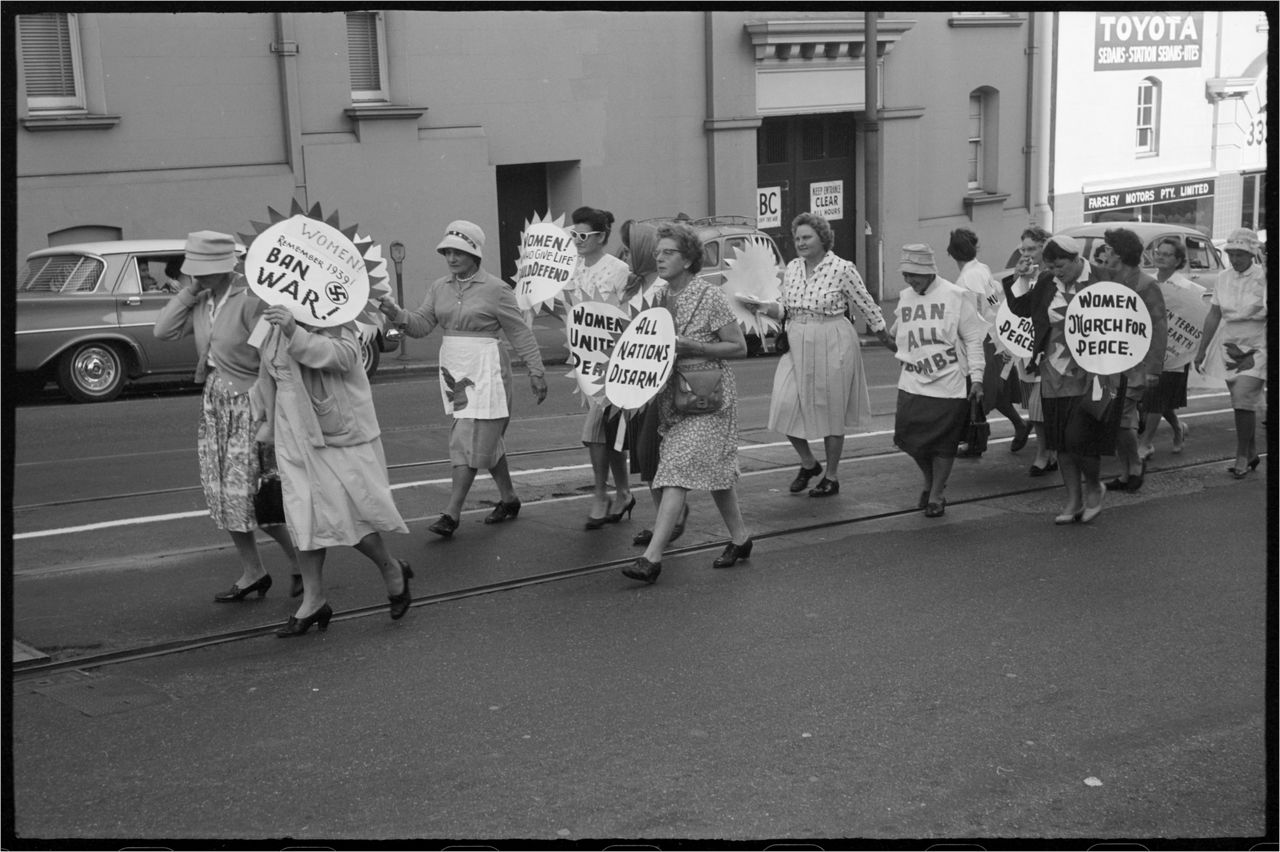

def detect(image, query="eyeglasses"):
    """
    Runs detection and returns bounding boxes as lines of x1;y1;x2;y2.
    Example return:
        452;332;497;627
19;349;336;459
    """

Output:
571;230;603;243
653;248;682;259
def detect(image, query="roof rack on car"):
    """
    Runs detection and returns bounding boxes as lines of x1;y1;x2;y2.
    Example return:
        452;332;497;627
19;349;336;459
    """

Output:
690;215;757;228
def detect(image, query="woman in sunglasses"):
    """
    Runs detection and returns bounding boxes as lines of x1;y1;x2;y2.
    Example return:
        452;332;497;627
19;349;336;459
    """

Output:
564;206;636;529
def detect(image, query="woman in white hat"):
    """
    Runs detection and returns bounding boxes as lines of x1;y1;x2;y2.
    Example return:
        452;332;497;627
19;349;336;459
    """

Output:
1195;227;1267;478
889;244;986;518
1002;235;1117;523
379;220;549;536
154;230;301;601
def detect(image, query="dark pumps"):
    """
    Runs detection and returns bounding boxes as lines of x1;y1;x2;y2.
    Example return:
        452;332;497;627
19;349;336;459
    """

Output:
789;463;822;493
387;560;414;621
585;514;610;530
924;498;947;518
1010;421;1030;453
214;573;272;603
632;529;653;546
622;557;661;584
606;495;637;523
1029;460;1059;477
1228;456;1261;479
808;477;839;498
484;499;522;524
276;602;333;638
712;538;753;569
428;513;459;537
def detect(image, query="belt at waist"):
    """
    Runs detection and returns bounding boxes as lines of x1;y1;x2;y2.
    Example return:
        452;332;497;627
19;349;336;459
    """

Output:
443;329;501;340
788;312;848;324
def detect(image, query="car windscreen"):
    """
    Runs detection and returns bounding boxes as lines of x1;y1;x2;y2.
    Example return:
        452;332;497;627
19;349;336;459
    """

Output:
20;254;104;293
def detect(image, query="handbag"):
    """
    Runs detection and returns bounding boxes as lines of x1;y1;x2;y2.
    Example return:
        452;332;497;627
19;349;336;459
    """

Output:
670;285;724;415
1077;374;1115;421
963;397;990;454
773;310;790;355
253;443;286;527
673;367;725;415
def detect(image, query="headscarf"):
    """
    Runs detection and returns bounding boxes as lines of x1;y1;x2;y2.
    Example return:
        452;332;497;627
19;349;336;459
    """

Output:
622;221;661;304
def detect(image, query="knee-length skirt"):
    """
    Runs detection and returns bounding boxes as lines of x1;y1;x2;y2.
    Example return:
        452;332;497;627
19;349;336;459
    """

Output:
893;391;969;458
196;374;260;533
653;363;739;491
768;315;870;439
1041;393;1121;458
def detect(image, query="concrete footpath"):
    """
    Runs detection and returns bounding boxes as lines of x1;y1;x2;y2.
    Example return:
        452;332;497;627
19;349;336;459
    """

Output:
8;453;1271;844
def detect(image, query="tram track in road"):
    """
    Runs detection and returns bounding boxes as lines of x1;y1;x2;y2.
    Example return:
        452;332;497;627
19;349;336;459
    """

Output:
11;452;1249;681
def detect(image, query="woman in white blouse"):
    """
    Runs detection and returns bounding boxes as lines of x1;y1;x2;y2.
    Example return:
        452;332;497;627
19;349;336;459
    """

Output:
747;212;893;497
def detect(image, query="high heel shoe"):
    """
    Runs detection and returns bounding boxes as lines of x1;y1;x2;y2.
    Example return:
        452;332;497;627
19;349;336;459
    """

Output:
387;560;414;621
632;529;653;546
289;574;304;598
605;495;637;523
1054;509;1083;525
1228;456;1261;479
1079;483;1106;524
669;504;690;543
214;573;272;602
585;513;609;530
1171;421;1188;453
712;538;753;569
275;602;333;637
484;499;521;524
622;557;661;584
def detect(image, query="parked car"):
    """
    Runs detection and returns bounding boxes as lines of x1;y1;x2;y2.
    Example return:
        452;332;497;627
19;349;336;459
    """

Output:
16;239;397;403
1057;222;1225;295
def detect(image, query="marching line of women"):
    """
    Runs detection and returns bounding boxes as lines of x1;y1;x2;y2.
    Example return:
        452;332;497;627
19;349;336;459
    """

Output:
159;217;1266;638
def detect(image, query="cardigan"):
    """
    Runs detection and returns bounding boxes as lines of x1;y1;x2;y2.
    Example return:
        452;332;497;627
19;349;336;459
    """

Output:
153;275;265;393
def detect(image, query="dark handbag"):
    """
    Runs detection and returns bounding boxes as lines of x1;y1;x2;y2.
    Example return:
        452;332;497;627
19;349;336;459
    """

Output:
673;367;725;415
253;443;286;527
773;310;790;355
963;397;990;454
1077;375;1115;421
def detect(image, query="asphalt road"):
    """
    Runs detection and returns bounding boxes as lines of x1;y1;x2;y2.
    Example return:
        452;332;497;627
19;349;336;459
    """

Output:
5;348;1274;845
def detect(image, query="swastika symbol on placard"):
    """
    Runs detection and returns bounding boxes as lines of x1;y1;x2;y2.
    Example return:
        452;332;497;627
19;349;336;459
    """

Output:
325;282;349;304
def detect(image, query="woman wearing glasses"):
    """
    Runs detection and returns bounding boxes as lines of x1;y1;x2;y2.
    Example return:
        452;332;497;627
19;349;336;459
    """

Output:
564;207;635;529
379;220;548;537
623;221;752;585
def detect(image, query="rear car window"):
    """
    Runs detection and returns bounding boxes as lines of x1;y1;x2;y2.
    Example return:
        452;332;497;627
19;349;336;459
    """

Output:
20;254;104;293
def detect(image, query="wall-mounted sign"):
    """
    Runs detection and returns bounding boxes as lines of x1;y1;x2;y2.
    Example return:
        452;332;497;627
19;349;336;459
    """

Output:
1084;178;1215;214
809;180;843;222
757;186;782;230
1094;12;1203;70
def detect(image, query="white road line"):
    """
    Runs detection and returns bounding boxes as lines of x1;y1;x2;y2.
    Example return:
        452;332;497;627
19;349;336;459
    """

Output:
12;405;1239;541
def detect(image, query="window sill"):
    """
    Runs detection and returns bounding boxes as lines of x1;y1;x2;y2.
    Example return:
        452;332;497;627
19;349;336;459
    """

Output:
948;14;1025;28
344;104;428;122
21;113;121;131
963;192;1009;210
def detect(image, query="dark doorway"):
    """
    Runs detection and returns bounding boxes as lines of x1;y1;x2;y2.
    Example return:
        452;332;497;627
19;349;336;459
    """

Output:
496;163;549;286
756;113;857;264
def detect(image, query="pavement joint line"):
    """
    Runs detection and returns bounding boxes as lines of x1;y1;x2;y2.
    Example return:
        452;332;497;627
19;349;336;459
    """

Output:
12;452;1258;677
11;407;1241;542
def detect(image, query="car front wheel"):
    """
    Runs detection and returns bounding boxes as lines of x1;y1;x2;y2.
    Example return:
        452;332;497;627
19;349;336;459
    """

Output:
58;342;127;403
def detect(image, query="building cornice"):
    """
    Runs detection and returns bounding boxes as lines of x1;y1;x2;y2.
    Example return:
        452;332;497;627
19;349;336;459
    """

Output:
744;18;917;63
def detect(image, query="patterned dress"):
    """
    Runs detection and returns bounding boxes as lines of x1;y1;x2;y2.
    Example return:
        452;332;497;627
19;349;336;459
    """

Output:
653;278;740;491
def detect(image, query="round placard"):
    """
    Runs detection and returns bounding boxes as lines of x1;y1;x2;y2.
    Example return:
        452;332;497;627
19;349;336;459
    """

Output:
515;222;576;311
245;215;370;327
604;307;675;410
568;301;631;399
1064;281;1152;375
994;301;1036;360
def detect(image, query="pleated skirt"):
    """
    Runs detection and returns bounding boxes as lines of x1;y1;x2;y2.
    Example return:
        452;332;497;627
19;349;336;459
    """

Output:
767;315;870;439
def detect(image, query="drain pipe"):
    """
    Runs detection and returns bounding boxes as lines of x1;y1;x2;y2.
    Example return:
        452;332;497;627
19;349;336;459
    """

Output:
273;12;307;207
704;11;717;217
1032;12;1054;229
863;12;882;302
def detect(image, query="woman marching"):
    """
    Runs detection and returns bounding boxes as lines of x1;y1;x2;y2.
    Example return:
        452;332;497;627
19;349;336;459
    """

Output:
888;244;986;518
623;221;751;584
1004;226;1058;476
1138;238;1204;459
252;306;412;637
745;212;892;498
564;207;635;529
154;231;301;602
379;221;549;537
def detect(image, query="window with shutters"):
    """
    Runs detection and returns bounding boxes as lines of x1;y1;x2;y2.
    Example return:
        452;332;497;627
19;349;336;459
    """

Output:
18;12;85;112
347;11;389;102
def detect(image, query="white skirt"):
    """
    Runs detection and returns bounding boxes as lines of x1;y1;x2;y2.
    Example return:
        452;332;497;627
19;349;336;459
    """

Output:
767;314;870;439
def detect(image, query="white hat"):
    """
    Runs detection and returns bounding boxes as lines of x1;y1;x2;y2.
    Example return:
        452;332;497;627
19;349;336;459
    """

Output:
181;230;238;276
1222;227;1259;253
436;220;485;260
899;244;937;275
1046;234;1083;256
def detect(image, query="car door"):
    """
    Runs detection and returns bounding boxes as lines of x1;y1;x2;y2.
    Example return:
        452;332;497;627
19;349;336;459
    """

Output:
114;252;199;375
